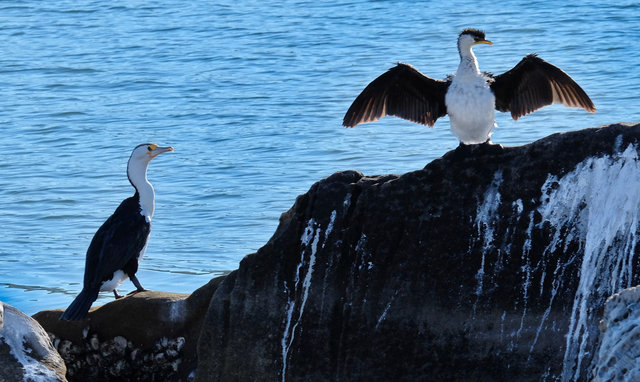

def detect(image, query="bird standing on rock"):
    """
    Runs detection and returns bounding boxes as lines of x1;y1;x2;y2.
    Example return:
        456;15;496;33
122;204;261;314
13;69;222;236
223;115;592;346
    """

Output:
343;28;596;145
60;143;173;321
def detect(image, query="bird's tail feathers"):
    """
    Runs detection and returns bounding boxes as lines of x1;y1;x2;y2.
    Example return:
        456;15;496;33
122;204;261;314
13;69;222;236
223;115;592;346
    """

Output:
59;289;99;321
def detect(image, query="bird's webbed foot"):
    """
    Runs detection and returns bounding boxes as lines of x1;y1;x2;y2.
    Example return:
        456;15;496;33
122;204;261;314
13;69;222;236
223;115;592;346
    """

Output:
446;139;505;161
126;289;147;296
447;142;474;160
478;139;504;155
113;290;124;299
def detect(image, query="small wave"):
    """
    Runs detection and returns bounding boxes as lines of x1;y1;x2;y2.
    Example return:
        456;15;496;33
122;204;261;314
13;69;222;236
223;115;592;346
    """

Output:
49;111;87;117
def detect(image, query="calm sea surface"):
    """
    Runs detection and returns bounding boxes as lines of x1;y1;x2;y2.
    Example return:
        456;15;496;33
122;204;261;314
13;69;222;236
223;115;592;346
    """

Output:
1;1;638;315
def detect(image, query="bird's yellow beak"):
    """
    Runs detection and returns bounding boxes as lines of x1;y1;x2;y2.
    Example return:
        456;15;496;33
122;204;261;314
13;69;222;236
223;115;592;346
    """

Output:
150;146;174;158
474;39;493;45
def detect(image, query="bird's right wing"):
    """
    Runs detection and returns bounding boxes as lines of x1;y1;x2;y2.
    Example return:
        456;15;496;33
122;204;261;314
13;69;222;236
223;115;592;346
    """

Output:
343;63;450;128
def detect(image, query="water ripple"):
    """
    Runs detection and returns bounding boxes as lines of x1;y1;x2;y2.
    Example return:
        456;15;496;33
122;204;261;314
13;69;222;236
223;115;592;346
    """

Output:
0;0;638;315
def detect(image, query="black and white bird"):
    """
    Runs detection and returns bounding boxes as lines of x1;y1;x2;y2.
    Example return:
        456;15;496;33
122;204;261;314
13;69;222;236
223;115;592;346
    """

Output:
343;28;596;144
60;143;173;321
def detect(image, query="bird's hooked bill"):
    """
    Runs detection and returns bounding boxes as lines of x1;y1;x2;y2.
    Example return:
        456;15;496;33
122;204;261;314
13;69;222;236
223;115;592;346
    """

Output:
474;40;493;45
150;146;174;157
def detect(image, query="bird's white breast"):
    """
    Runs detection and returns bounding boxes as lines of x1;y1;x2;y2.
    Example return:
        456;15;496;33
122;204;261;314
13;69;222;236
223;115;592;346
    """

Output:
445;75;496;144
100;270;129;292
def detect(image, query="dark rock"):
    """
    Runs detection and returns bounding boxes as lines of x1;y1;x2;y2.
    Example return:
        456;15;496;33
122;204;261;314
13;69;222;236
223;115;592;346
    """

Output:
196;123;640;381
1;302;67;382
34;276;225;382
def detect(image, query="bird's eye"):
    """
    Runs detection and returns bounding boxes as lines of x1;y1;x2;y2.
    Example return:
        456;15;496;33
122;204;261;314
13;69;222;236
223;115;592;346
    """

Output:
147;146;153;151
147;144;157;151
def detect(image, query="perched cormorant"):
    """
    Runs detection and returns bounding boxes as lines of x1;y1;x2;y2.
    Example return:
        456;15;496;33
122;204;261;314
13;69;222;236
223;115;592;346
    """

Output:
60;143;173;321
343;28;596;144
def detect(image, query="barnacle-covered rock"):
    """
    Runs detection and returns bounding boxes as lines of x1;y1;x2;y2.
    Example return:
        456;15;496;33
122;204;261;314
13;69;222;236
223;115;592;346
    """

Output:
34;277;224;381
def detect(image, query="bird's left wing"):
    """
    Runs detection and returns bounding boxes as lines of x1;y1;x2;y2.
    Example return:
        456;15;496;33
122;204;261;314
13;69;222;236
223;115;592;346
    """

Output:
343;63;450;128
491;54;596;120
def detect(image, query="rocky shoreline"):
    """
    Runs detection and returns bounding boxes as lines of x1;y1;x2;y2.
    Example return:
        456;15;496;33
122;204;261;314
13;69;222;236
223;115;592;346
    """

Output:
3;122;640;381
28;277;224;381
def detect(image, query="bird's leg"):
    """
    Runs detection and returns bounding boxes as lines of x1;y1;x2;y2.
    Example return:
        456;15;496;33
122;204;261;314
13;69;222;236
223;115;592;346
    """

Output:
113;289;124;299
127;274;148;296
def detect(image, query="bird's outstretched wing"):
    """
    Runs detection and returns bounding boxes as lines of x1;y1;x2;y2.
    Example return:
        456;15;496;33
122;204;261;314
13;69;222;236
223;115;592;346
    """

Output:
343;63;450;128
491;54;596;120
83;196;150;289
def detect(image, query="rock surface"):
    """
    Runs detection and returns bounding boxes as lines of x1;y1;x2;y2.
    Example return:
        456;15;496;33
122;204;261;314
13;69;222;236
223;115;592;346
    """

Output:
593;285;640;382
1;301;67;382
34;276;224;382
195;123;640;382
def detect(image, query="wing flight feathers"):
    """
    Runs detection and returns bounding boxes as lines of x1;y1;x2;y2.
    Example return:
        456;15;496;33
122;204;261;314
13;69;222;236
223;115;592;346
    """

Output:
491;54;595;120
343;63;450;128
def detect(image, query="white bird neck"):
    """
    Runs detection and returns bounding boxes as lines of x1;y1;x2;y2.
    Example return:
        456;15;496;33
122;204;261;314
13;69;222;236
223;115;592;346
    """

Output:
127;159;155;222
456;44;481;79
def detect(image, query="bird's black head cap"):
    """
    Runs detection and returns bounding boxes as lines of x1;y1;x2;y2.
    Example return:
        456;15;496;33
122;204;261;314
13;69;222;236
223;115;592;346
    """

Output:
460;28;486;42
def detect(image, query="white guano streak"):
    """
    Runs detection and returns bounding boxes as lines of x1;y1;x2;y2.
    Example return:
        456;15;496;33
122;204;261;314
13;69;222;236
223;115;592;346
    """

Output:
2;305;58;382
534;144;640;382
474;171;503;300
281;212;335;382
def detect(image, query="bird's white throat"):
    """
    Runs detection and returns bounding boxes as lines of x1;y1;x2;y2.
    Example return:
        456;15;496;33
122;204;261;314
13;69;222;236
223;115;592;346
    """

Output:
127;159;155;222
457;47;481;77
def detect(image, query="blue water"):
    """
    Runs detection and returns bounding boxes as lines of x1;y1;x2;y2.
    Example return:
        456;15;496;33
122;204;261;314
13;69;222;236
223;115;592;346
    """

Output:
0;1;638;315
